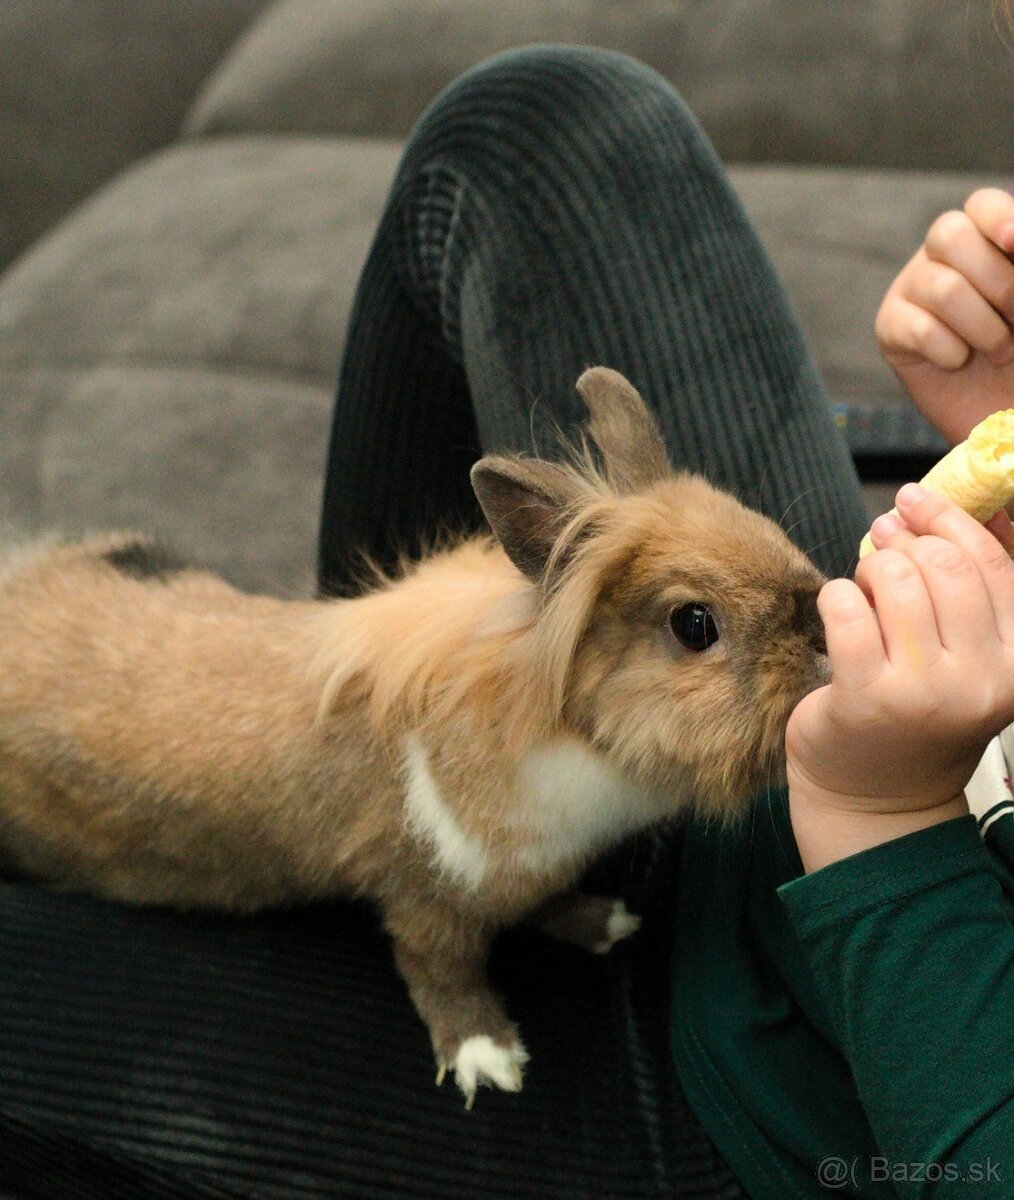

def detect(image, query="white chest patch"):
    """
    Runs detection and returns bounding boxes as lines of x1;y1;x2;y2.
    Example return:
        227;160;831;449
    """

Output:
512;738;666;874
401;736;490;892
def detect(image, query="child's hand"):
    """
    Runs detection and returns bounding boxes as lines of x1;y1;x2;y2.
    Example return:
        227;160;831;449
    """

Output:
875;188;1014;446
785;485;1014;871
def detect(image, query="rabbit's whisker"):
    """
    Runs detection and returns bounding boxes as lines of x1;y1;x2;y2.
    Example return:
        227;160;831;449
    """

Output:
777;486;820;534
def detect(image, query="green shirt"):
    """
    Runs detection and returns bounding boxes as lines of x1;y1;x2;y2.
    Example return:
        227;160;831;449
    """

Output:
670;790;1014;1199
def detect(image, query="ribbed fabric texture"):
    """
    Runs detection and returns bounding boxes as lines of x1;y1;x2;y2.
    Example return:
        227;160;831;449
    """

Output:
319;45;868;594
0;874;742;1198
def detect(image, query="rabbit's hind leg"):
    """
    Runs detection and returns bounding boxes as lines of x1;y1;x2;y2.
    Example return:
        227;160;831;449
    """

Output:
529;890;641;955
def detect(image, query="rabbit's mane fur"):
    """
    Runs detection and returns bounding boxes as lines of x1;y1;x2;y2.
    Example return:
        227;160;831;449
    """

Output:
309;445;622;760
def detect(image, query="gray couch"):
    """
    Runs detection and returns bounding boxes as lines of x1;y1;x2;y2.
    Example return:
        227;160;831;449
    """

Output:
1;0;1012;596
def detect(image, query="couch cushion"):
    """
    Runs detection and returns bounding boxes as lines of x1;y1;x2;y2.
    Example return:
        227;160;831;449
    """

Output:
184;0;1014;173
0;136;402;596
0;0;269;271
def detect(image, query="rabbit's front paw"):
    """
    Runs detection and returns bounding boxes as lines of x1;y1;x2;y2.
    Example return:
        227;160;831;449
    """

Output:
437;1035;530;1108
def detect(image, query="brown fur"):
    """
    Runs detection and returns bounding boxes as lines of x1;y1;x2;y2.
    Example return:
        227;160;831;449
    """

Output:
0;368;827;1102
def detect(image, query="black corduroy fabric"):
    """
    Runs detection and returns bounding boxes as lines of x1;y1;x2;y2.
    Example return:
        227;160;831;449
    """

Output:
0;870;741;1198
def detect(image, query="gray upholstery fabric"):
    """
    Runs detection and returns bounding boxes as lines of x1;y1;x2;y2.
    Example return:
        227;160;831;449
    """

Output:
0;136;402;596
1;124;1003;593
732;165;1014;416
184;0;1014;173
0;0;268;270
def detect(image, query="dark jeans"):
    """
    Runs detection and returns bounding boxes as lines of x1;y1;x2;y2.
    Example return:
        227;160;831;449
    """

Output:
0;47;868;1200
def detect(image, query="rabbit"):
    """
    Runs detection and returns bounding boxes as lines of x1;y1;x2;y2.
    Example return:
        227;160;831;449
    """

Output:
0;367;828;1105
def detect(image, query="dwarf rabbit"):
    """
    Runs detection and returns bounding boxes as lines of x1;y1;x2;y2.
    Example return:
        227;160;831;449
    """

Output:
0;367;828;1104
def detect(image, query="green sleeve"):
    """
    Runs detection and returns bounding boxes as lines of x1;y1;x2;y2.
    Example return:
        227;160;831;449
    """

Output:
777;815;1014;1199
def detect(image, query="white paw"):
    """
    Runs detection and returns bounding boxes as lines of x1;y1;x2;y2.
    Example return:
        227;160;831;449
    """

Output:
592;900;641;954
440;1035;530;1107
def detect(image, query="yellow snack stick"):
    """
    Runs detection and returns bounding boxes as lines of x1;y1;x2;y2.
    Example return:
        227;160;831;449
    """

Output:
859;409;1014;558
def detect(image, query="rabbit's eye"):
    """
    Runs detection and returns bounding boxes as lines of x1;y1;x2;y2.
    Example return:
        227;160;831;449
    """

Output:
670;603;719;652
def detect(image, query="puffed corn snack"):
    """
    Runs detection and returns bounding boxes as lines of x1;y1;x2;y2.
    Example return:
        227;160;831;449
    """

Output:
859;409;1014;558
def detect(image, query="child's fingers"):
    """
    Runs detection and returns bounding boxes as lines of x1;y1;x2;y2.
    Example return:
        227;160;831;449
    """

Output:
875;292;972;369
895;484;1014;642
984;508;1014;557
901;257;1014;367
867;510;917;552
904;535;998;655
864;508;1012;559
817;578;885;690
855;549;941;670
924;207;1014;330
963;188;1014;258
869;497;1014;558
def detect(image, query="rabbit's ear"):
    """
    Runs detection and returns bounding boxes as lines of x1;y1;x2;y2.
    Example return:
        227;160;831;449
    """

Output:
576;367;671;494
470;456;589;585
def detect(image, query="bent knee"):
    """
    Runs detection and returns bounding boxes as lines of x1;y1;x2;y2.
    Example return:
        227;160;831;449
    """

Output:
416;44;702;157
